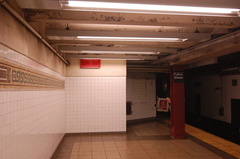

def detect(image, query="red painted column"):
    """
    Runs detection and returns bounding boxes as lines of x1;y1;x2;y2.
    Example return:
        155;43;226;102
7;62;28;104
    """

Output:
170;65;185;139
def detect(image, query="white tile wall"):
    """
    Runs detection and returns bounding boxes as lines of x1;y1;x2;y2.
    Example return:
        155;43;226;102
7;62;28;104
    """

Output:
0;90;65;159
187;74;240;123
223;75;240;123
127;79;156;121
197;75;223;121
66;77;126;133
0;45;66;159
187;75;224;121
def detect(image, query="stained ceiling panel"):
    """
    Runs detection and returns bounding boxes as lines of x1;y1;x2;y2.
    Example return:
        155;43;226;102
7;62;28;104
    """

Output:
10;0;240;72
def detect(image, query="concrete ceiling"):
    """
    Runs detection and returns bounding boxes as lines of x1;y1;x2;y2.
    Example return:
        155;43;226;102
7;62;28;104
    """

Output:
10;0;240;72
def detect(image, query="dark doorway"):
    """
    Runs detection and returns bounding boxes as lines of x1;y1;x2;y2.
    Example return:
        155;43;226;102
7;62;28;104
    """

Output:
156;73;170;117
231;99;240;141
156;73;170;98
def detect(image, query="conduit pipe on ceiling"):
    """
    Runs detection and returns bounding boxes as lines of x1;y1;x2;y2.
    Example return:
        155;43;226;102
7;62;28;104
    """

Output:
0;0;68;65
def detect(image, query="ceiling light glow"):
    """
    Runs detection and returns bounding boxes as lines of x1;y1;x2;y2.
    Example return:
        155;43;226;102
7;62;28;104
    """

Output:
67;54;158;60
79;50;160;54
63;1;240;17
76;36;188;42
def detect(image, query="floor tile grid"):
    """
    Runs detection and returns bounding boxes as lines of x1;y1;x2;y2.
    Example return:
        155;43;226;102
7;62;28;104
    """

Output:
55;130;227;159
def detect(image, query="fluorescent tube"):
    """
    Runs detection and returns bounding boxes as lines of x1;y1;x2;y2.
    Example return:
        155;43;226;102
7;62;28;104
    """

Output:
62;1;240;17
76;36;188;42
79;50;160;54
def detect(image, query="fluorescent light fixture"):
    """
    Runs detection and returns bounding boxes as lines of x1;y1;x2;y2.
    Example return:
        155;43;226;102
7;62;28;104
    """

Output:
78;58;144;60
76;36;188;42
79;50;160;54
62;1;240;17
67;54;158;60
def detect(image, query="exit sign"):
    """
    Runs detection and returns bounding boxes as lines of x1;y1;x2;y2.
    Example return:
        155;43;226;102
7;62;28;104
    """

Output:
80;59;101;68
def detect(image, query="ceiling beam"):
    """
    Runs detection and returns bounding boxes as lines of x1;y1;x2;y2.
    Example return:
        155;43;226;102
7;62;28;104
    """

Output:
25;9;240;29
67;54;158;60
48;40;197;48
46;30;211;40
127;68;170;73
152;30;240;65
127;65;170;73
128;65;169;68
128;67;169;71
59;46;178;54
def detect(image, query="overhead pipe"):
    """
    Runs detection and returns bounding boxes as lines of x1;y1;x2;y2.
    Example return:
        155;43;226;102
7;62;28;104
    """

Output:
0;0;68;65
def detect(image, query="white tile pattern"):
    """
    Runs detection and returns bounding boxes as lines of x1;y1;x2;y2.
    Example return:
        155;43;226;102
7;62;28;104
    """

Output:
66;77;126;133
127;79;156;121
0;90;65;159
223;75;240;123
0;45;66;159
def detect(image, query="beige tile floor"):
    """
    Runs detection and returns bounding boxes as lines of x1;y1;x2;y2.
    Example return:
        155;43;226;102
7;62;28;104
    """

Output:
53;120;237;159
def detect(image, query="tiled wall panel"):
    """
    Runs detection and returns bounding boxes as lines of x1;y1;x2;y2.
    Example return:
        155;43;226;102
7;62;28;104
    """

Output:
0;45;66;159
223;75;240;123
0;90;65;159
127;79;156;121
199;76;222;121
66;77;126;133
186;74;240;123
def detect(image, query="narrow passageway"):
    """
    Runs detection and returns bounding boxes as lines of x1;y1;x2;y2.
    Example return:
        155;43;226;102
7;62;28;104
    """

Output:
53;119;235;159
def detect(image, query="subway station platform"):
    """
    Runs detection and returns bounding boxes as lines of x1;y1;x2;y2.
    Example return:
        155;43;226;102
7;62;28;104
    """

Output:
52;118;240;159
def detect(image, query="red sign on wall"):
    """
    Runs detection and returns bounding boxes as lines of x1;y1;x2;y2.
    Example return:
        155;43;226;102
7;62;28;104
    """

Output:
80;59;101;69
